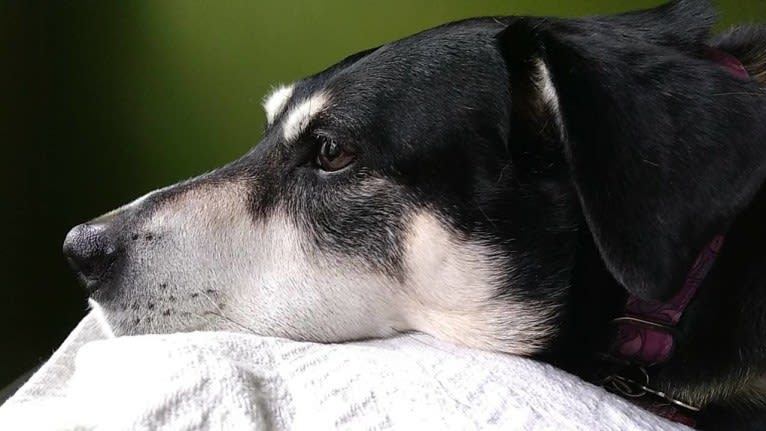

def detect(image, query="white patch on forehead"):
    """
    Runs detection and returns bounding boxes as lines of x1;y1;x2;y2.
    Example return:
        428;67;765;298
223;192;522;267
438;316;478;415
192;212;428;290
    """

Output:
401;212;561;355
262;84;294;125
282;92;329;142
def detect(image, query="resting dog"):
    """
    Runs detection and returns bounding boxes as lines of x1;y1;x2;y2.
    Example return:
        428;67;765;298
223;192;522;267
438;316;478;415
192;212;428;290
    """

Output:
62;1;766;429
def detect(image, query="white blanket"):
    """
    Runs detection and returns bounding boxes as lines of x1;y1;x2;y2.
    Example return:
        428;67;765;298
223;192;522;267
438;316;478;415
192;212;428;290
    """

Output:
0;312;686;430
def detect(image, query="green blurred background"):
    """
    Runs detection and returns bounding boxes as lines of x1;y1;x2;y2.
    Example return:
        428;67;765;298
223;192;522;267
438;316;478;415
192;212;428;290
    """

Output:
2;0;764;388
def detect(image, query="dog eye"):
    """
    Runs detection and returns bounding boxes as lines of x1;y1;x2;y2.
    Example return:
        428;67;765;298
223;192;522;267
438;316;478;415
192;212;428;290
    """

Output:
316;136;356;172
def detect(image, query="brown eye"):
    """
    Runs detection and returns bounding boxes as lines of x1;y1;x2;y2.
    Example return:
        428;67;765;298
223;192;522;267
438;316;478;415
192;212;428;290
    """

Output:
316;137;355;172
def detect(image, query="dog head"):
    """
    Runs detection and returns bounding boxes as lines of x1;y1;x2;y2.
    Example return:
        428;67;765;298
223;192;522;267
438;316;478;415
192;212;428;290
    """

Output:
63;0;766;355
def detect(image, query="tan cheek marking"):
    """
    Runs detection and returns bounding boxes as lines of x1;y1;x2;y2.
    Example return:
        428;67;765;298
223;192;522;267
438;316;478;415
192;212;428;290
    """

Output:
400;212;560;356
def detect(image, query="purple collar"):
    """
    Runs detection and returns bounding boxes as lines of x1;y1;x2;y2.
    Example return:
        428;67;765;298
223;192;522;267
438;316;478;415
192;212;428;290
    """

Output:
612;234;725;365
604;235;725;427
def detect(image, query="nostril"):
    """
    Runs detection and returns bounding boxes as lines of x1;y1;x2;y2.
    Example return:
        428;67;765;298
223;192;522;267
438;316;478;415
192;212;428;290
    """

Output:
63;223;117;293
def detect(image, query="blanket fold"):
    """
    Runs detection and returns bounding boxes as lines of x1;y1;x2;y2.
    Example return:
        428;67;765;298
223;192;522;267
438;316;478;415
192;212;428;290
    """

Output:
0;312;686;430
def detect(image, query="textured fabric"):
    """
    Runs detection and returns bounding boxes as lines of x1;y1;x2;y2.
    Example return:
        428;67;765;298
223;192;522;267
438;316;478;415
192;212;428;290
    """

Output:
0;312;688;431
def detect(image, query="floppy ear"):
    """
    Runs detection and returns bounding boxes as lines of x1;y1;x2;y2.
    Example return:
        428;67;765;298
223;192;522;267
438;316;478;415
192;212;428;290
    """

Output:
499;1;766;300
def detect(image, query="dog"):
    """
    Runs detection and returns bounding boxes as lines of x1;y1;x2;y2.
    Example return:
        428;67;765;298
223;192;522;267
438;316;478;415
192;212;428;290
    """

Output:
62;1;766;428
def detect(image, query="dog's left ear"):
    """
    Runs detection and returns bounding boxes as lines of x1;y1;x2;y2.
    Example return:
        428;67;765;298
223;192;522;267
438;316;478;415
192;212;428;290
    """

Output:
499;6;766;300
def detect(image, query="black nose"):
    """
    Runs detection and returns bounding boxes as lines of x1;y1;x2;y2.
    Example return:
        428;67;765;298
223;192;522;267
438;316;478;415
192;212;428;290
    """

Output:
63;223;117;293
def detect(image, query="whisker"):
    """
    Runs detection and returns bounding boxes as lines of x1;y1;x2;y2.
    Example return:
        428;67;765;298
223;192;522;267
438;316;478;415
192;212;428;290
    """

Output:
201;310;258;335
194;287;258;334
400;330;458;356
